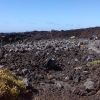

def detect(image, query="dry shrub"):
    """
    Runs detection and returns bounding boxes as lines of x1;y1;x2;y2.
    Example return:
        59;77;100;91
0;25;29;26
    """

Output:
0;69;26;100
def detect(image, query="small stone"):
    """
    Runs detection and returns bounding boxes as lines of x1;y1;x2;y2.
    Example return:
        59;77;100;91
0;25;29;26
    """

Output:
96;90;100;95
70;36;75;39
22;68;28;74
55;81;63;88
84;78;94;90
83;71;88;74
74;66;82;70
4;54;8;58
0;65;4;68
74;75;81;83
55;48;59;51
75;58;78;62
86;56;91;61
65;76;69;81
47;74;53;80
23;78;29;86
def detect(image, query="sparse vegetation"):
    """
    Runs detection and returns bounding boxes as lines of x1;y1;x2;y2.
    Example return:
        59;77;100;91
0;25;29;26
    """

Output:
0;69;26;100
88;60;100;65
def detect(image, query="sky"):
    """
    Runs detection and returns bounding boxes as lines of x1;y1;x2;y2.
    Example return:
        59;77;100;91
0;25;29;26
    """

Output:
0;0;100;32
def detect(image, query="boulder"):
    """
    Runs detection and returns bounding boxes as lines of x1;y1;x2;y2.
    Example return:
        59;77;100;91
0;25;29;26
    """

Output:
45;58;62;71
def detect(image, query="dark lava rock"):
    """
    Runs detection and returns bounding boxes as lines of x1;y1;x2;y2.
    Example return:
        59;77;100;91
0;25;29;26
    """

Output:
0;48;4;59
0;32;100;100
45;58;62;71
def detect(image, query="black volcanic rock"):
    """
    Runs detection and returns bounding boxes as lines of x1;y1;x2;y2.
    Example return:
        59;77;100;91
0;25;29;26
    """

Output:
0;27;100;100
45;58;62;71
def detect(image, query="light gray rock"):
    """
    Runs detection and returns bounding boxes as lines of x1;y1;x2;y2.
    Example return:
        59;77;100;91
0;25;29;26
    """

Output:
65;76;69;81
84;78;94;90
23;78;29;86
22;68;28;74
0;65;4;68
74;58;78;62
55;81;62;88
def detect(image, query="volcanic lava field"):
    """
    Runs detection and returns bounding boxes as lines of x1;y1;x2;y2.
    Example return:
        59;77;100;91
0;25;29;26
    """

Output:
0;27;100;100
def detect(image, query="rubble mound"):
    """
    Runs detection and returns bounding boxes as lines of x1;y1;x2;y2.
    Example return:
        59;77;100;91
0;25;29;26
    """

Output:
0;27;100;100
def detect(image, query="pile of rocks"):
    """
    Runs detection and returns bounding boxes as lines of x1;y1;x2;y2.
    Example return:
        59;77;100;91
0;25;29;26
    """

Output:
0;36;100;100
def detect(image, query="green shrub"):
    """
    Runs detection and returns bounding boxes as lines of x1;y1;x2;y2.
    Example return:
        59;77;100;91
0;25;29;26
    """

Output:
88;60;100;65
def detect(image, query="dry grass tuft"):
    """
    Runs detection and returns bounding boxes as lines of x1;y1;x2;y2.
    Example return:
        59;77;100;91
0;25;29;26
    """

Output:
0;69;26;100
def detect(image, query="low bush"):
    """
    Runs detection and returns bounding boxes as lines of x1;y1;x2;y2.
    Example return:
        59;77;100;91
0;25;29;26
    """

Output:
0;69;26;100
88;60;100;65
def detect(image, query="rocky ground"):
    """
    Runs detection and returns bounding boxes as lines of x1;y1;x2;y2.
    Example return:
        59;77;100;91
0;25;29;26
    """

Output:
0;32;100;100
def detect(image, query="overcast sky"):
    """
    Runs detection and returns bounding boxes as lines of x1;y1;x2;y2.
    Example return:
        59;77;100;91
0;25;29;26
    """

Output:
0;0;100;32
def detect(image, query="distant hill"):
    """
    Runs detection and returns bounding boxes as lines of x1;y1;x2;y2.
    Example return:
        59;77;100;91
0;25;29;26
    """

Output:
0;27;100;43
